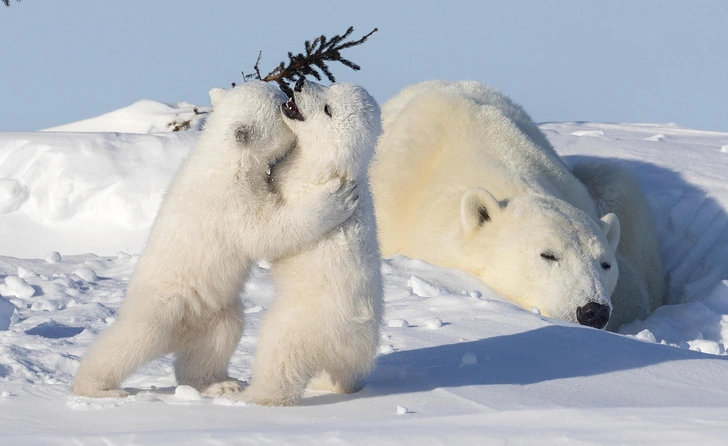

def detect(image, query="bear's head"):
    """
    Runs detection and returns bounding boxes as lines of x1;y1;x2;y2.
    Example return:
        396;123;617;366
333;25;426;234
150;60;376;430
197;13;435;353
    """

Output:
280;79;381;180
459;188;621;329
203;81;295;168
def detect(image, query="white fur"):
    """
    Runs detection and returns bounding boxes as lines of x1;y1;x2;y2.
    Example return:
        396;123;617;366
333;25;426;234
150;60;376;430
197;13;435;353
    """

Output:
370;80;640;328
72;81;359;398
241;81;383;406
572;162;666;329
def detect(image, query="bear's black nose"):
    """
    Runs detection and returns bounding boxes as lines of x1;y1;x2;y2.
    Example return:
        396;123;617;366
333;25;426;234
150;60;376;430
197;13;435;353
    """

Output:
294;77;306;93
576;302;610;329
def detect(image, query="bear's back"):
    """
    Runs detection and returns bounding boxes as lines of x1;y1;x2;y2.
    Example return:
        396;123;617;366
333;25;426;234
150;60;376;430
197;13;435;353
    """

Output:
372;81;598;255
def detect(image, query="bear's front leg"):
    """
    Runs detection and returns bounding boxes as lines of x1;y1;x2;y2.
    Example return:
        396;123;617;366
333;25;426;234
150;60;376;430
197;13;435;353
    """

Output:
249;178;359;261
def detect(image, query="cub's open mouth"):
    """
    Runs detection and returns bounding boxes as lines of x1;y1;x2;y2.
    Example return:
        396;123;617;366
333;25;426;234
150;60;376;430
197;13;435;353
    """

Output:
282;98;305;121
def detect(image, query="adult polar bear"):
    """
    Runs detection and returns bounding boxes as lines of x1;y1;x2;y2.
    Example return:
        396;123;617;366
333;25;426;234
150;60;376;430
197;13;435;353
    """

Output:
240;79;383;406
370;80;665;330
73;82;359;398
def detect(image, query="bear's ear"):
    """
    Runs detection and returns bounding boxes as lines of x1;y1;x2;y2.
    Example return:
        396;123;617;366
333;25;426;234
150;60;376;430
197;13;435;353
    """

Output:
599;212;621;250
208;87;227;108
460;187;502;233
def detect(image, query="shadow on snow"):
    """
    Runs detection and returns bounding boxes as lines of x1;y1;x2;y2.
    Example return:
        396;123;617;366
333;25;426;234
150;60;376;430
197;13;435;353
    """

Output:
563;155;728;305
364;324;728;396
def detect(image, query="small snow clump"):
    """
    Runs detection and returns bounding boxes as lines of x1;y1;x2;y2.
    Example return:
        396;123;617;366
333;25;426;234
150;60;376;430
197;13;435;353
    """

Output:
73;268;98;282
379;344;395;354
387;319;409;328
1;276;36;299
45;252;62;263
174;385;202;401
461;352;477;366
424;317;443;329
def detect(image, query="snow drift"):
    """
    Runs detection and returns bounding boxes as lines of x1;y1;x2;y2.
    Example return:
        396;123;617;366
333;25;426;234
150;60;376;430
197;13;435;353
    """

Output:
0;131;195;258
42;100;210;134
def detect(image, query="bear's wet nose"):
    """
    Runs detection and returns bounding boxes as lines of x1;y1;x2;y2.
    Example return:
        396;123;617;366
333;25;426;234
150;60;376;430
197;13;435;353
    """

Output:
576;302;610;329
294;78;306;93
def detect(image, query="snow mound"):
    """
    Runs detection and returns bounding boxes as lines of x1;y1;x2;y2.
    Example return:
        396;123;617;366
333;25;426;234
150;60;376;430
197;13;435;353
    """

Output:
0;131;196;258
0;276;35;299
43;100;210;134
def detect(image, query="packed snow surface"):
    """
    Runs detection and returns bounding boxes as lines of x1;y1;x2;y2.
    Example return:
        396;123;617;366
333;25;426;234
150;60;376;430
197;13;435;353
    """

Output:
1;108;728;443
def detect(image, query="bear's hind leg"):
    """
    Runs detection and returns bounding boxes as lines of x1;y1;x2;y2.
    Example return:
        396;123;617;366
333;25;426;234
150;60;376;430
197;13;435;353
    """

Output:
173;299;245;396
307;370;362;394
242;348;310;406
240;311;313;406
73;314;174;398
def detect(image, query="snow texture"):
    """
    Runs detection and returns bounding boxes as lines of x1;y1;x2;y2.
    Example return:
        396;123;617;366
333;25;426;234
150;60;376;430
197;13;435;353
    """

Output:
1;109;728;443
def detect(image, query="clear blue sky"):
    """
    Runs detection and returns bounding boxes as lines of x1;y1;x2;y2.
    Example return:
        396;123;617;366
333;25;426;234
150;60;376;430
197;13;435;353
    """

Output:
1;0;726;132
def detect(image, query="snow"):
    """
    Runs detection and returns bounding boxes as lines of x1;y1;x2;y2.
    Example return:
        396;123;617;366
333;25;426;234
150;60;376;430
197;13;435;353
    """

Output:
174;385;203;402
460;352;478;366
1;104;728;443
0;275;35;299
71;268;97;283
424;317;443;329
0;131;196;258
42;100;210;134
387;319;410;328
43;252;61;264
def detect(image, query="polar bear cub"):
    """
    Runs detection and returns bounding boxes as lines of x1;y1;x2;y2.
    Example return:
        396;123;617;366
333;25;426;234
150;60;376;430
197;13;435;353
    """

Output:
240;79;383;406
72;81;359;398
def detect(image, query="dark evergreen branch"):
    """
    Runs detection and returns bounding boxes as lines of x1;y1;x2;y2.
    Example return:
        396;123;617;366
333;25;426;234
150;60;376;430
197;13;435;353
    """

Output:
240;26;378;96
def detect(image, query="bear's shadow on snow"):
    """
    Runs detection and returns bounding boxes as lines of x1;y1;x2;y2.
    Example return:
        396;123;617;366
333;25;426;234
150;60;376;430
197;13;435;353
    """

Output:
364;324;728;395
562;155;728;304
